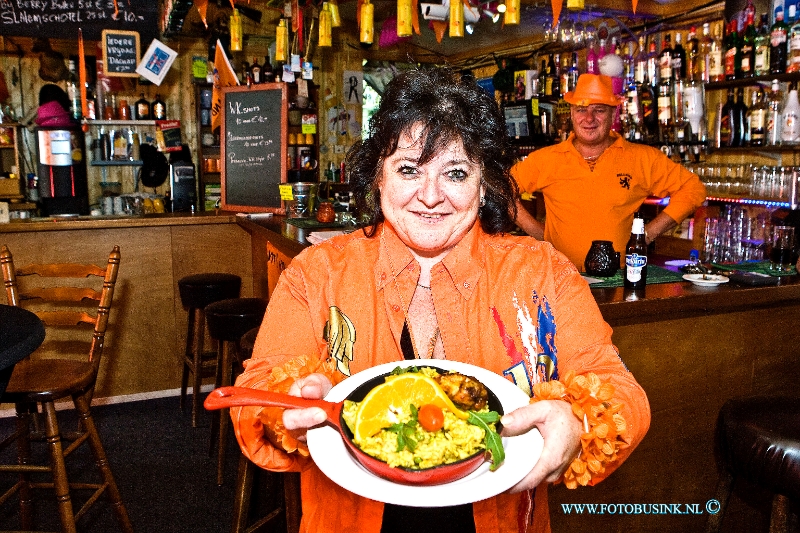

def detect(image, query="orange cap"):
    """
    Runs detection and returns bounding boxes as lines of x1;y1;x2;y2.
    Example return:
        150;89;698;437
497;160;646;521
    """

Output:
563;74;624;107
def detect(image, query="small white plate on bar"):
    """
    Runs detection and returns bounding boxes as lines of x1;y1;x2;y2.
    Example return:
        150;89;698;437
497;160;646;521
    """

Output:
682;273;730;287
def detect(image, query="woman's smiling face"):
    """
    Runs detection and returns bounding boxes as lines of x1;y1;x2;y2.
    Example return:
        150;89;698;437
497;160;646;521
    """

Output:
379;124;485;262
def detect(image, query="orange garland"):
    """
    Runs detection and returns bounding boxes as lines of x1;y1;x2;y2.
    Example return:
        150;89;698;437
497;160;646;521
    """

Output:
530;370;628;489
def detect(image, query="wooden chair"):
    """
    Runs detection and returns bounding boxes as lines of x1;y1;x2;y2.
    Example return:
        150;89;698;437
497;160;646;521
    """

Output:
0;244;133;533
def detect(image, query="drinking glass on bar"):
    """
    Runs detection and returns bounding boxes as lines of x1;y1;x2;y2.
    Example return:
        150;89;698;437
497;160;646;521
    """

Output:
769;225;796;273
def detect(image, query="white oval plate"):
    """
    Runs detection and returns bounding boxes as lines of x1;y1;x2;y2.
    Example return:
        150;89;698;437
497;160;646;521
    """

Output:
306;359;543;507
683;273;730;287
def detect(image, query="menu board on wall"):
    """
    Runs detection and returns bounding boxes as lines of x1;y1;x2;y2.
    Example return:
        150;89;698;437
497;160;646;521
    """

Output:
102;30;140;77
221;84;287;213
0;1;159;44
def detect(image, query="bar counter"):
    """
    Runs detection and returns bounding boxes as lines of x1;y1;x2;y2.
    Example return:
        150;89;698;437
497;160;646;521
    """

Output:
241;216;800;532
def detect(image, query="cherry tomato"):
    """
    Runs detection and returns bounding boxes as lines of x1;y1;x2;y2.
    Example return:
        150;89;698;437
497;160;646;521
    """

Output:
418;404;445;432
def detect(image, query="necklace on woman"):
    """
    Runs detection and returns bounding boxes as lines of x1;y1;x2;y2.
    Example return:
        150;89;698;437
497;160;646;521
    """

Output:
382;228;444;359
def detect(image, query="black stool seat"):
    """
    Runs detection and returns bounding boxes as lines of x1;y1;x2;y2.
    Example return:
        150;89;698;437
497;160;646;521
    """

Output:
206;298;268;342
179;273;241;309
707;395;800;533
719;396;800;502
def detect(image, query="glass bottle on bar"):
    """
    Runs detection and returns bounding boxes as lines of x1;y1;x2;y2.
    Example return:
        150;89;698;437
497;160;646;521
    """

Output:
634;35;648;87
659;33;673;84
781;83;800;144
733;87;748;147
766;79;783;145
741;8;757;77
672;31;687;80
789;4;800;72
719;88;735;147
624;213;648;291
66;59;81;121
639;60;658;142
250;57;262;84
748;88;766;146
724;19;742;80
770;7;789;74
657;59;673;142
135;93;150;120
686;26;700;81
710;23;725;82
151;94;167;120
646;38;659;89
755;14;772;76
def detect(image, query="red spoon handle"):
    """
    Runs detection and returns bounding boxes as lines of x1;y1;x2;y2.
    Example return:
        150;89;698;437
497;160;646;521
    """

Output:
204;386;342;423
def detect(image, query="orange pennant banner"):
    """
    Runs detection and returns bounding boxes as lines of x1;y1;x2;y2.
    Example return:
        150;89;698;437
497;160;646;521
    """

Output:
632;0;638;13
431;19;447;43
78;29;88;121
195;0;209;28
412;0;420;35
551;0;562;27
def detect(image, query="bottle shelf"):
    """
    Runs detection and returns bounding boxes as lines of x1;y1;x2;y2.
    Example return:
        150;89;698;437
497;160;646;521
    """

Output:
91;160;144;167
705;72;800;90
84;120;157;127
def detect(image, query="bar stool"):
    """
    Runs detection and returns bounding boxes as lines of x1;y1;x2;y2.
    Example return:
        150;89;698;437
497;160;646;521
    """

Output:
706;396;800;533
205;297;268;485
178;273;241;427
230;327;302;533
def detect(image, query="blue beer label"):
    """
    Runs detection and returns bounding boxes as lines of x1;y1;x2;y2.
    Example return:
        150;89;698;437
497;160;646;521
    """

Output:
626;253;647;283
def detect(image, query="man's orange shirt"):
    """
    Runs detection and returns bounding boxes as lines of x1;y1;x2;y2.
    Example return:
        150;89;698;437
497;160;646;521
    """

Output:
511;132;707;270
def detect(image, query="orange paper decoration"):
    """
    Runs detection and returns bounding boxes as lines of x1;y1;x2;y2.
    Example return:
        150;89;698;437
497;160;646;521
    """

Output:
431;19;447;43
77;29;88;123
632;0;638;13
551;0;562;28
195;0;209;28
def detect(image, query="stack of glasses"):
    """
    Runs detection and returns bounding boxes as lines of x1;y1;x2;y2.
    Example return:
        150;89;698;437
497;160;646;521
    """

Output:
702;205;773;264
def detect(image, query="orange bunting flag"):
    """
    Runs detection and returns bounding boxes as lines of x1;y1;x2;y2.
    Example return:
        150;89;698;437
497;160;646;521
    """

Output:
632;0;638;13
431;19;447;43
195;0;209;28
551;0;562;28
412;0;420;35
211;39;240;132
77;29;88;122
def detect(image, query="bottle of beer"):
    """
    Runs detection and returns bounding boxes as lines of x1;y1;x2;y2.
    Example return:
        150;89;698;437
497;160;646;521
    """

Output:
151;94;167;120
624;214;648;290
135;93;151;120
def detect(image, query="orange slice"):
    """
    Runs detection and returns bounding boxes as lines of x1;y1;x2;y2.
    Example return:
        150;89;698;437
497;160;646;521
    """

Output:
353;373;469;443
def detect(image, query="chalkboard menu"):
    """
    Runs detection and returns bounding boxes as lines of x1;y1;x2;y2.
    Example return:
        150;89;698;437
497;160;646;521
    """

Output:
102;30;140;77
0;1;159;44
221;85;287;213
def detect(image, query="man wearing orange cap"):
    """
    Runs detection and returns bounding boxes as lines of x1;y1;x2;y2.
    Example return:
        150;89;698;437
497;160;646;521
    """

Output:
511;73;706;271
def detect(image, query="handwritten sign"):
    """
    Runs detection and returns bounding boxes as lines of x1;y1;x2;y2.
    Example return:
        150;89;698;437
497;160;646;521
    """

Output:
221;85;287;213
102;30;140;77
0;1;159;43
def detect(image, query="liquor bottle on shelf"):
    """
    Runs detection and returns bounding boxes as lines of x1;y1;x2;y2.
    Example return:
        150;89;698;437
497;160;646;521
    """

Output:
766;79;783;145
683;77;705;140
241;60;252;86
639;67;658;141
564;52;579;94
646;38;659;88
755;14;772;76
659;33;674;84
657;65;673;140
551;54;561;99
624;214;648;291
623;40;636;86
710;22;725;82
262;57;275;82
587;39;599;75
250;57;262;84
748;88;766;146
734;87;748;146
686;26;700;81
770;8;789;74
781;83;800;144
673;31;687;80
741;9;757;78
66;59;81;121
151;94;167;120
135;93;150;120
789;5;800;72
545;55;555;96
724;19;742;80
84;81;96;120
538;59;547;96
634;35;648;86
719;88;735;147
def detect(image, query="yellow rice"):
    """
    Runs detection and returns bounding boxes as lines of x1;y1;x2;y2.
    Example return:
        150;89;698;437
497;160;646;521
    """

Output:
342;399;489;470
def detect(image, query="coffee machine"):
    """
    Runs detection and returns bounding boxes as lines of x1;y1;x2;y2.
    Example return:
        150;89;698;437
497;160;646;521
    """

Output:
169;162;196;212
35;125;89;216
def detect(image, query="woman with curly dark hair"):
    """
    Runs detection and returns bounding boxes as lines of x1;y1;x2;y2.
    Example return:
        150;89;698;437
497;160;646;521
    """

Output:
231;67;650;533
